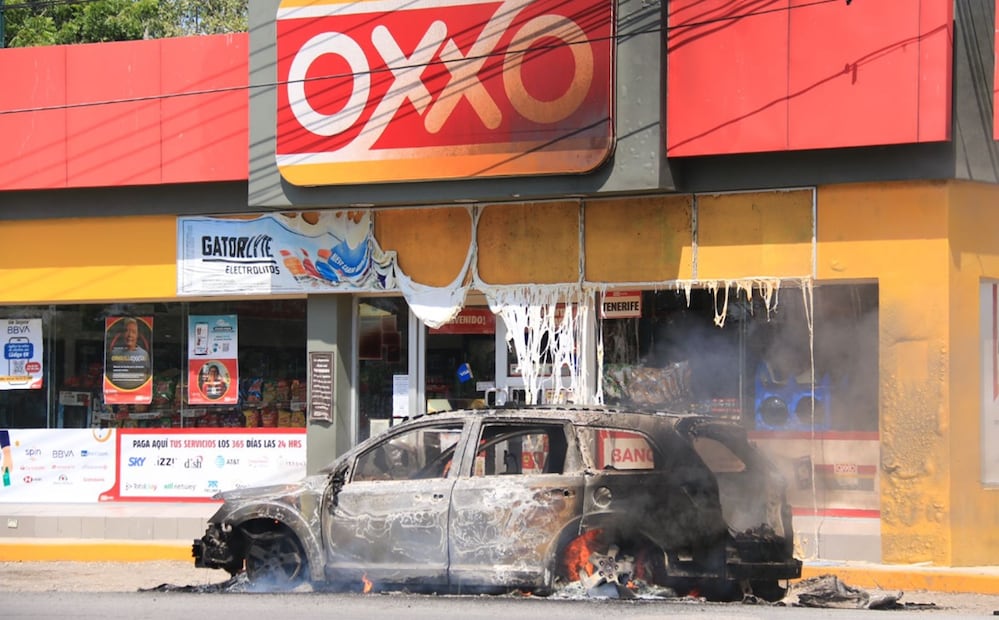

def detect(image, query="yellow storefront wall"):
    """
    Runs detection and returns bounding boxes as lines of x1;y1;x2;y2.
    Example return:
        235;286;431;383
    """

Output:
374;207;473;288
373;192;816;288
818;180;999;566
0;216;177;304
696;190;813;280
947;181;999;566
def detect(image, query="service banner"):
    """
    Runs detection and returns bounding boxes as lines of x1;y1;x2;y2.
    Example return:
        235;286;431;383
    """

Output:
1;318;44;390
188;315;239;405
177;211;397;296
113;428;307;501
0;429;116;503
103;316;153;405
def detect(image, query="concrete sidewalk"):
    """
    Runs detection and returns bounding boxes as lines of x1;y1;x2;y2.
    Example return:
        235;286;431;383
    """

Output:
2;501;998;595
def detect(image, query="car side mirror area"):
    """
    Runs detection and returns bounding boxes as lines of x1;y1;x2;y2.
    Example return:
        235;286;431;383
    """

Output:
326;464;349;511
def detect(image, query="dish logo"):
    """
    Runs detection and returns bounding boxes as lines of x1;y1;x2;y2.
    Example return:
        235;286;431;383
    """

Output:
275;0;614;186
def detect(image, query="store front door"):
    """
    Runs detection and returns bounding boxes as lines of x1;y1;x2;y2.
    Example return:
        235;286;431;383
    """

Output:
357;298;410;442
425;307;496;412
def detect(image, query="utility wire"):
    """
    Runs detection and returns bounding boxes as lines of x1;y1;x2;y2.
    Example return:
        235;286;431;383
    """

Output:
1;0;172;11
0;0;848;116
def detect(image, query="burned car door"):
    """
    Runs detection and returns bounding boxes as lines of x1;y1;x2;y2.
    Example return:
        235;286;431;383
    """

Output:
576;425;729;575
676;417;799;584
322;421;466;588
448;419;584;590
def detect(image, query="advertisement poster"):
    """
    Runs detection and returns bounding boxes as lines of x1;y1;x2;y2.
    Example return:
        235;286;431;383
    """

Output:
1;318;44;390
103;316;153;405
188;315;239;405
750;433;880;517
177;211;397;296
0;429;116;503
114;428;306;500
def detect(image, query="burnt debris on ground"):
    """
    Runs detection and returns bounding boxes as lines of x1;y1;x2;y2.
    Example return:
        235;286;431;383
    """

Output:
143;570;940;611
780;574;937;610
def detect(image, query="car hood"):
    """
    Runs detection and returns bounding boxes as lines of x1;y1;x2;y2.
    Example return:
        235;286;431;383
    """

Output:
209;474;328;522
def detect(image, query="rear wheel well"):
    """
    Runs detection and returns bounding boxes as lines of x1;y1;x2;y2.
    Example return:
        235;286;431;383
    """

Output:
550;525;669;587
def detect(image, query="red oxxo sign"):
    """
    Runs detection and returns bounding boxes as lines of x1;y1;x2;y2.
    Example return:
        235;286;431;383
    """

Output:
275;0;614;186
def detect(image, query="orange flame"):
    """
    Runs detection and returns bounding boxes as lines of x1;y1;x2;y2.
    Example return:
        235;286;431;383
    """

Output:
362;573;373;594
563;529;603;581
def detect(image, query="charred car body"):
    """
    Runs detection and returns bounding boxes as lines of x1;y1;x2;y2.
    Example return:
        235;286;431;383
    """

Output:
192;407;802;599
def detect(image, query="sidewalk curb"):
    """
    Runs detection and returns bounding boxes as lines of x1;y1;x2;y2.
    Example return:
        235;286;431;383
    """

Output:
2;541;998;595
0;540;192;563
799;564;999;595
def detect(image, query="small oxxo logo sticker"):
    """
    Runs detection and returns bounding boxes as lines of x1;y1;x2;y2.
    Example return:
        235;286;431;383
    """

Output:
275;0;614;186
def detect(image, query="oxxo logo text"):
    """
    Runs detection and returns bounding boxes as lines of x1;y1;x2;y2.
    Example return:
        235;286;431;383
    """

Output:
275;0;613;186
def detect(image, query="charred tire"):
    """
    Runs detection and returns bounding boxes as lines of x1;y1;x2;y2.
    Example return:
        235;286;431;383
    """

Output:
244;525;308;589
222;558;244;577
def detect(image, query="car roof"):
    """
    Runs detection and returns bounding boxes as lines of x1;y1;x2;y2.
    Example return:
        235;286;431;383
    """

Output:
322;405;751;475
398;404;730;430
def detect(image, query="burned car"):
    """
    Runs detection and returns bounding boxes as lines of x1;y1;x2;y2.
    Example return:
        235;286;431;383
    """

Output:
192;406;801;599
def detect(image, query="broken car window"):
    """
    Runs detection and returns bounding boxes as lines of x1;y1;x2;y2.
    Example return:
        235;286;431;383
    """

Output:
690;436;746;473
472;424;567;476
353;424;463;481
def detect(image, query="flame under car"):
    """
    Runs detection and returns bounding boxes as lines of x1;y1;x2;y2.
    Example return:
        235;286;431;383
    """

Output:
192;407;802;599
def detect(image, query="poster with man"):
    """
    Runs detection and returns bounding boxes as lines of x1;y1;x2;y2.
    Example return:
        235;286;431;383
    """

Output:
103;316;153;404
188;315;239;405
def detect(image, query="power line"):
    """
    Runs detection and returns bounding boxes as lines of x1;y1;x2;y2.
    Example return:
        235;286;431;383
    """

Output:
1;0;182;12
0;0;848;116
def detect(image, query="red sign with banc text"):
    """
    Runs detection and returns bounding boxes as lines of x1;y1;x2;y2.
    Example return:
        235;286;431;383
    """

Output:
275;0;614;186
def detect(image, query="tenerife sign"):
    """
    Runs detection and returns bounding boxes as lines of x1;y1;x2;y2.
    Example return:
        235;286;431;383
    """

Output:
275;0;614;185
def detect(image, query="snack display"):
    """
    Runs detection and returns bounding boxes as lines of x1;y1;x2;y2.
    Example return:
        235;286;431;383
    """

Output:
82;368;307;428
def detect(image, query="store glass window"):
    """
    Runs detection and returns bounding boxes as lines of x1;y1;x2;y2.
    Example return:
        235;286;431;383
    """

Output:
426;306;496;411
600;284;878;432
472;423;567;476
0;300;306;429
352;423;462;481
0;306;52;429
358;298;410;442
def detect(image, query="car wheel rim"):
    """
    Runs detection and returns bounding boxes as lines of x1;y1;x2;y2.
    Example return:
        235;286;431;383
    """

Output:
247;534;305;586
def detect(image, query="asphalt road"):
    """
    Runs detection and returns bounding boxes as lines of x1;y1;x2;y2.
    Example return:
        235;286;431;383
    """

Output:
2;561;999;619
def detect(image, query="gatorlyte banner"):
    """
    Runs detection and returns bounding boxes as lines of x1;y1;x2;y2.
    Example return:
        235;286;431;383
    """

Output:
177;211;397;296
